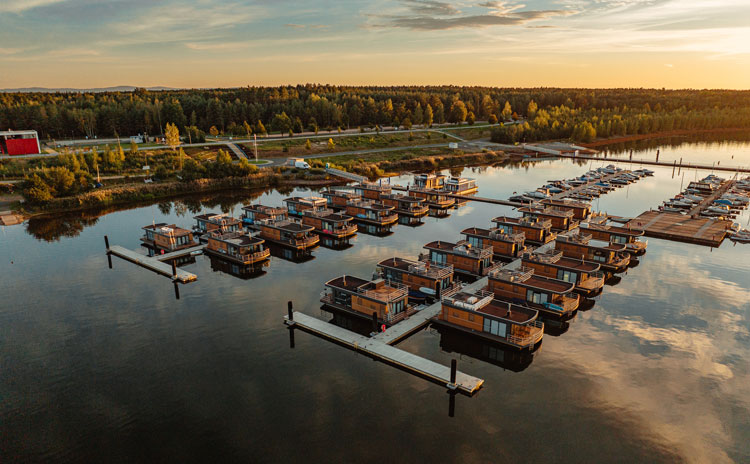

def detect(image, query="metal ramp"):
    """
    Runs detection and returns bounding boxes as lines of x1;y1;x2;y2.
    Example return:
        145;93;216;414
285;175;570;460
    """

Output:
325;167;366;183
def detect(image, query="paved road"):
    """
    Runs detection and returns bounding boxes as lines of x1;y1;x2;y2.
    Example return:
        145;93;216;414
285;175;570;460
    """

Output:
265;143;450;166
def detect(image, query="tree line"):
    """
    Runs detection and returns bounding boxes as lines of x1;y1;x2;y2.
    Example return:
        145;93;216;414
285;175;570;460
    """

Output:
2;85;750;140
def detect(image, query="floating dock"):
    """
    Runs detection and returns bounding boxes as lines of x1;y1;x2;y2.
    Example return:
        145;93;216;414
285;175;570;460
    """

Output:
107;244;202;282
626;212;730;247
557;153;750;174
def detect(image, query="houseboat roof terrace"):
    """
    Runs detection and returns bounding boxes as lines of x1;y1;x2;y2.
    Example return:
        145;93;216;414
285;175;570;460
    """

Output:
443;289;537;324
462;227;525;243
194;213;241;225
378;257;453;280
381;193;424;204
355;182;391;192
242;204;287;215
425;240;493;259
302;209;351;222
208;230;264;246
347;199;395;211
493;215;553;229
523;249;600;272
557;232;627;251
580;222;645;237
519;206;575;218
142;223;192;236
284;196;327;207
259;219;315;233
489;267;575;293
326;276;408;302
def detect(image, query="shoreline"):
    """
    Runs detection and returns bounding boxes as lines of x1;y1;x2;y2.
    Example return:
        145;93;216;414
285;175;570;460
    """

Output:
579;127;750;148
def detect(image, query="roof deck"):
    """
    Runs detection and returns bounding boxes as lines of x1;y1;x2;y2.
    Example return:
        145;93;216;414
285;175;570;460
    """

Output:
208;231;264;247
260;219;315;233
493;216;553;229
489;267;575;293
442;290;537;324
462;227;525;243
322;189;361;199
523;250;600;272
194;213;241;225
378;257;453;280
326;276;407;303
285;196;327;207
381;193;424;204
347;199;396;211
242;204;287;215
142;223;192;237
557;232;626;251
303;209;352;222
424;240;493;259
355;182;391;192
580;222;645;237
519;206;575;218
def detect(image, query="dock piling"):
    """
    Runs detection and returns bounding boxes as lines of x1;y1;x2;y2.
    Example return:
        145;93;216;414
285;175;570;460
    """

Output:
288;301;294;321
173;282;180;300
289;326;295;349
171;261;177;278
448;391;456;418
447;359;458;390
104;235;110;251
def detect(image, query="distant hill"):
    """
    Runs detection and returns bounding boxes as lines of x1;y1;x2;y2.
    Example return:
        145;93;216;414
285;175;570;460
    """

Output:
0;86;177;93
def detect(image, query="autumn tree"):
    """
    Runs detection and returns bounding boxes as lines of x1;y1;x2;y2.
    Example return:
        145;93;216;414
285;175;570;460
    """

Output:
501;101;513;121
424;104;434;127
449;100;467;124
209;126;219;137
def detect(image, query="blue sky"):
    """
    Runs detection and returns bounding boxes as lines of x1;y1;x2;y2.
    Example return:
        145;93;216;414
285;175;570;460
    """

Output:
1;0;749;88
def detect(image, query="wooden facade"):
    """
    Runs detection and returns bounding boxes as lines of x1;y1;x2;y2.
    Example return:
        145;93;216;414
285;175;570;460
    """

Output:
461;227;526;260
421;240;500;277
194;213;241;236
344;200;398;226
541;198;591;220
413;173;446;190
204;231;270;265
300;209;358;239
242;204;287;226
580;222;648;255
376;257;459;299
322;189;361;210
522;250;604;297
380;193;429;217
354;182;391;201
284;196;327;217
519;206;577;231
487;267;579;319
492;216;555;244
321;275;415;326
444;176;478;195
555;232;630;273
258;220;320;250
408;188;455;210
436;289;543;349
141;223;195;252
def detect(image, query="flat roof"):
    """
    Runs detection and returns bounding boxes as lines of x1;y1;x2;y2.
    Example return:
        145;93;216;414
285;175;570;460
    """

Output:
263;220;314;232
142;223;192;236
0;130;38;136
210;232;263;246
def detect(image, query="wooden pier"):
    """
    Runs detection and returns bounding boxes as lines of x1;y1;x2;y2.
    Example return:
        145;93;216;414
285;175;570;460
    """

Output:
625;212;730;247
391;186;525;208
558;153;750;174
107;244;202;282
687;179;737;218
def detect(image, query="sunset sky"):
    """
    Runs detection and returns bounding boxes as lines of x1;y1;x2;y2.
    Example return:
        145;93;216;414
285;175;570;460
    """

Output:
1;0;749;89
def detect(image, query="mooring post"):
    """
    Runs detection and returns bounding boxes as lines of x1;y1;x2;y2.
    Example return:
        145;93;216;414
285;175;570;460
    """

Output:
174;282;180;300
289;326;295;349
371;311;378;336
288;301;294;321
104;235;110;251
171;260;177;277
450;359;457;385
448;390;456;418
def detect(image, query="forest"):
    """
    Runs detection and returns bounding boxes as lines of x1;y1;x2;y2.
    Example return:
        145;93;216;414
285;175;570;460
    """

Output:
2;86;750;142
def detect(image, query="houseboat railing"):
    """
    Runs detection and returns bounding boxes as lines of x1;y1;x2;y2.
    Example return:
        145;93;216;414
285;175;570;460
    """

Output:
440;282;463;298
453;241;494;259
489;229;526;242
357;280;408;302
407;261;453;280
385;305;419;324
490;266;534;282
557;232;593;245
442;289;495;311
525;250;564;264
482;260;505;276
236;248;271;261
506;320;544;346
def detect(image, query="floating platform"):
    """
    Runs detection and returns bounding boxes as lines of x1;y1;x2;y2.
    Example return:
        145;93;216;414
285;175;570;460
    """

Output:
285;311;483;394
626;212;730;247
108;245;201;282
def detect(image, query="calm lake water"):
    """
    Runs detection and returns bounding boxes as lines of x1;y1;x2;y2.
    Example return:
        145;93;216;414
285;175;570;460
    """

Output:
2;139;750;463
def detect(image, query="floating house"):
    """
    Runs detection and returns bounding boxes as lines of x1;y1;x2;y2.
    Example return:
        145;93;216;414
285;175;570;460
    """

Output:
354;182;391;201
522;249;604;297
242;204;287;226
435;289;543;350
579;222;648;255
193;213;242;236
376;257;460;300
141;223;195;252
344;200;398;227
322;189;361;210
413;173;446;190
541;198;591;221
461;227;526;261
444;176;478;195
421;240;501;278
408;188;456;211
492;216;555;245
299;209;358;239
487;267;580;319
284;196;327;217
204;231;270;265
257;219;319;250
519;206;577;231
321;276;415;326
555;232;630;273
380;193;429;217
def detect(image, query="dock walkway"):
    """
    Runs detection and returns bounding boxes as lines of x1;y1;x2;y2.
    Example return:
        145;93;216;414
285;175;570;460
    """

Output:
108;245;199;282
558;153;750;174
687;179;737;218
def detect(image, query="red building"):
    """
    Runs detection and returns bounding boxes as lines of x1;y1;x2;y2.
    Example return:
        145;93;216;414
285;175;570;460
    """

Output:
0;130;41;155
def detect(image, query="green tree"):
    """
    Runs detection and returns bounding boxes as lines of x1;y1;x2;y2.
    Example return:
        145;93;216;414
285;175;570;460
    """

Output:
501;101;513;121
272;112;292;135
402;117;412;130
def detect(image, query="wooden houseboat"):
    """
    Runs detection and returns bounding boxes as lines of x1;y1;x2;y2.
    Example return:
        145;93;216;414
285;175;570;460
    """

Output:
322;189;361;210
257;219;319;251
487;267;580;319
541;198;591;220
492;216;555;245
461;227;526;261
320;276;415;326
354;182;391;201
421;240;501;278
193;213;242;237
579;222;648;255
519;206;577;231
444;176;478;195
380;193;429;217
204;230;270;265
284;196;327;217
408;188;456;212
242;204;287;227
376;257;460;301
413;173;446;190
141;223;196;252
299;209;358;239
555;232;630;273
344;200;398;227
522;249;604;297
434;289;543;350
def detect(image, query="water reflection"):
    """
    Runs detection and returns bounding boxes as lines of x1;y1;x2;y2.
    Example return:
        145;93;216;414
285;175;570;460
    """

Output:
207;254;269;280
267;243;315;263
435;324;538;372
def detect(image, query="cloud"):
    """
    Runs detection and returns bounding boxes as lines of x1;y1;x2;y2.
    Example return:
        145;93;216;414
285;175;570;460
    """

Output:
401;0;460;16
285;23;307;29
0;0;66;13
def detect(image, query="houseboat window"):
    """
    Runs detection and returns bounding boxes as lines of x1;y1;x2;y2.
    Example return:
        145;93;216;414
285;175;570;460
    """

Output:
557;270;578;283
482;257;491;267
441;278;451;289
468;314;474;322
612;235;627;244
497;224;512;234
390;300;404;315
483;318;507;337
146;231;154;240
592;254;606;263
430;251;447;265
467;236;483;248
526;290;549;304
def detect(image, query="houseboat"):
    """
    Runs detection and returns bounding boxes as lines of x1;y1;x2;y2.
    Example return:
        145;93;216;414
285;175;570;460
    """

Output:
579;222;648;255
492;216;555;245
434;289;543;350
519;206;577;231
257;219;319;251
555;232;630;273
487;267;580;319
522;249;604;297
376;257;460;301
541;198;591;220
443;176;478;195
207;254;268;280
344;200;398;227
413;173;446;190
354;182;391;201
242;204;287;227
322;189;361;210
193;213;242;238
284;196;327;217
203;230;270;265
380;193;429;217
461;227;526;261
141;223;196;253
421;240;501;278
408;188;456;213
299;209;358;240
320;275;415;326
436;323;538;372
